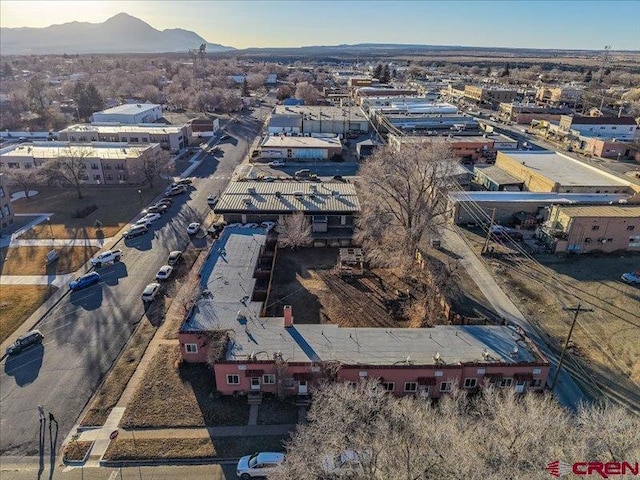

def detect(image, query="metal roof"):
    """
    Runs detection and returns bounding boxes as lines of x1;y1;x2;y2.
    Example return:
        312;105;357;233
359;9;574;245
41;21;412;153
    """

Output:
268;115;302;129
95;103;160;116
448;191;630;204
60;123;185;134
1;142;156;160
554;204;640;218
216;182;360;214
273;105;368;121
262;136;342;149
474;165;524;185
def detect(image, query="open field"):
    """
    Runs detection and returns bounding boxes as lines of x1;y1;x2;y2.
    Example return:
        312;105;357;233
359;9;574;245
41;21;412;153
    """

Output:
0;285;57;343
0;245;98;275
11;184;167;240
103;435;286;461
460;228;640;410
120;346;250;428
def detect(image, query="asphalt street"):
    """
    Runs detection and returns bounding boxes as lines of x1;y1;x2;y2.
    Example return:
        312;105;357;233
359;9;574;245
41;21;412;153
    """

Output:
0;100;274;459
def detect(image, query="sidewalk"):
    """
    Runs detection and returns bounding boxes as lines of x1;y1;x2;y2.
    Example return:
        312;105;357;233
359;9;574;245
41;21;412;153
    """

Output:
0;273;75;287
6;238;113;247
0;213;53;248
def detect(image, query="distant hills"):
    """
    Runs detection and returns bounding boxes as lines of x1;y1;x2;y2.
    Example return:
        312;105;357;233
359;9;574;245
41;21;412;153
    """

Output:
0;13;234;55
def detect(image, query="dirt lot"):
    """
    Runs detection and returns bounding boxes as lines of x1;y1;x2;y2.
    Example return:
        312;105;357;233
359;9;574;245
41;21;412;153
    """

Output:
0;285;57;343
461;228;640;410
266;247;495;328
1;245;99;275
121;346;250;428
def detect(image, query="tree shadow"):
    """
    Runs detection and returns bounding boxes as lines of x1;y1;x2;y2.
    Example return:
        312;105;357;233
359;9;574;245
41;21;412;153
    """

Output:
97;261;128;287
69;284;103;311
4;343;45;386
144;294;166;328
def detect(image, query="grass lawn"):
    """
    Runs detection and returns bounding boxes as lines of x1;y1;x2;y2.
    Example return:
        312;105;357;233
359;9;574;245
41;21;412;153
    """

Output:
121;346;250;428
0;285;57;343
103;435;286;461
1;246;99;275
80;319;157;427
12;184;167;240
62;441;93;462
257;396;300;425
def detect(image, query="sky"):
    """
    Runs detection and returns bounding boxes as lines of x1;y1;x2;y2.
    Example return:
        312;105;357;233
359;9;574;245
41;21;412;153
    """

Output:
1;0;639;50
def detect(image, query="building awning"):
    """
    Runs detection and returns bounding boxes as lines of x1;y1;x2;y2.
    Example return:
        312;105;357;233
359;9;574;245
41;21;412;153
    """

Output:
245;369;264;377
293;372;312;381
513;372;534;381
417;377;436;386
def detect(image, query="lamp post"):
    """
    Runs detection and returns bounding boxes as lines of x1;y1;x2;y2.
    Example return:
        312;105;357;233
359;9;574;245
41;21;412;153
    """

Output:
137;189;142;208
47;217;54;240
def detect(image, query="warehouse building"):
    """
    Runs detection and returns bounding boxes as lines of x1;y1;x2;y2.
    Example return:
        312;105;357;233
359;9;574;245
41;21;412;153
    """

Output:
259;135;343;161
268;105;369;135
92;103;163;124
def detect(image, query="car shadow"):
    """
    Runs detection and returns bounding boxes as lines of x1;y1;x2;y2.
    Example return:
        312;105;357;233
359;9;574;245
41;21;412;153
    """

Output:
123;233;153;251
4;344;45;386
98;262;129;287
69;284;103;311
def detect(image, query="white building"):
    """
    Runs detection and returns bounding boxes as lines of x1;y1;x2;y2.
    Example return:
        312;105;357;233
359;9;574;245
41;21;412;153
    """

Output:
268;105;369;136
558;116;638;141
92;103;163;124
259;135;342;160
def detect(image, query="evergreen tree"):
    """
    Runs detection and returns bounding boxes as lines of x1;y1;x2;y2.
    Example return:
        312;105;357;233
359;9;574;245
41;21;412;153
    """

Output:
584;69;593;82
501;63;510;77
380;64;391;84
241;78;249;97
1;62;13;77
373;64;383;80
27;76;48;114
73;81;105;120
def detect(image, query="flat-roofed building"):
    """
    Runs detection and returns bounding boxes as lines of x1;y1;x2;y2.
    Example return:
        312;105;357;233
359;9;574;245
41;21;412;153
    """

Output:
269;105;369;135
355;87;419;105
58;123;191;153
474;164;525;191
0;141;162;185
535;85;583;106
464;85;518;105
495;150;634;194
259;135;342;160
92;103;162;124
498;102;571;124
538;204;640;253
559;115;638;140
179;226;550;398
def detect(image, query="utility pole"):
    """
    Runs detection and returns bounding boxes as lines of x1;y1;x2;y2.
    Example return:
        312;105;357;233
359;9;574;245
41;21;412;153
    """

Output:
482;208;496;255
550;303;594;390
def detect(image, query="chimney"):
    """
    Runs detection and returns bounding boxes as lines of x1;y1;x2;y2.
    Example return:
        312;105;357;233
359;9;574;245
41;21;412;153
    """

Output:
284;305;294;328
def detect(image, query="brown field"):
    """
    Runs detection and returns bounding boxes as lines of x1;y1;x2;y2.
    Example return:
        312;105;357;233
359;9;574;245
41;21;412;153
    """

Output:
0;285;57;343
62;441;93;462
0;246;99;275
461;228;640;411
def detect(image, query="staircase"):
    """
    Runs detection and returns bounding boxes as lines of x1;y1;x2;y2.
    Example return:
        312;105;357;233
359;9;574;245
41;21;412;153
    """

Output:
295;395;311;406
247;392;263;405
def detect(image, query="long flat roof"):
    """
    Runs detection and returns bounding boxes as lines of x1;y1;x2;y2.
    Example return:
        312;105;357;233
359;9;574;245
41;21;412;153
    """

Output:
95;103;160;116
216;181;360;213
475;165;524;185
1;142;156;160
499;151;630;188
448;191;630;203
262;135;342;149
60;123;185;134
228;321;541;365
180;227;267;333
555;204;640;218
273;105;367;121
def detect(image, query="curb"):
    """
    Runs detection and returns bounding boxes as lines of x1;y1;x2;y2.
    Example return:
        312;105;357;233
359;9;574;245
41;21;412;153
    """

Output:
99;457;240;468
62;441;93;466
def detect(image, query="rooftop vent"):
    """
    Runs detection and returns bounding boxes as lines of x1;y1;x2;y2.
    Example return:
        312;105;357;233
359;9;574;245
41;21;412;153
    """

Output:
248;187;256;194
275;191;282;198
332;190;340;197
243;197;252;204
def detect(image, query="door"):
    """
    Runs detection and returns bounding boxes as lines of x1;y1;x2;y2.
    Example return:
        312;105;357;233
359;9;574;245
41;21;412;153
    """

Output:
298;380;308;395
419;386;430;399
250;377;260;391
515;380;525;393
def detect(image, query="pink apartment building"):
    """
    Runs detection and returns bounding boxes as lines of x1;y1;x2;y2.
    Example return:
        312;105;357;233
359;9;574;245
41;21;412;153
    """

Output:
179;226;550;399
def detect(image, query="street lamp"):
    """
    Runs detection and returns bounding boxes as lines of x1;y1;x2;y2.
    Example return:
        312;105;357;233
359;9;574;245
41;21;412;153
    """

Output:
47;217;54;240
137;189;142;208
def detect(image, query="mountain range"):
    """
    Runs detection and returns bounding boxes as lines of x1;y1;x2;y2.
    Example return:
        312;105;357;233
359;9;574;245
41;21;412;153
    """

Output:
0;13;235;55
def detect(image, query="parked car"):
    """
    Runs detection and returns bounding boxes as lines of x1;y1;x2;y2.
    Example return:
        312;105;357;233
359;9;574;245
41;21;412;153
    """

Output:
260;221;275;232
295;169;312;178
236;452;285;479
176;178;193;186
207;195;218;207
136;213;161;225
143;204;169;215
187;222;201;235
123;224;149;239
155;265;174;281
621;271;640;285
166;185;187;196
141;282;161;303
90;249;122;267
220;134;231;141
332;175;347;182
157;198;173;207
5;330;44;356
167;250;182;266
490;225;523;241
69;272;101;291
268;159;286;167
321;450;371;477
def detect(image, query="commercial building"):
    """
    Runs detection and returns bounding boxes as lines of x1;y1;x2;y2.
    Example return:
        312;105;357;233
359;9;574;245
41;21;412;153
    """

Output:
537;204;640;254
259;135;343;161
58;123;191;153
92;103;163;124
268;105;369;136
214;181;360;245
0;141;163;185
360;97;450;114
498;103;571;125
578;137;639;160
558;115;638;140
447;191;631;225
179;226;550;399
371;110;478;135
464;86;518;106
535;85;583;106
0;172;14;234
474;164;525;191
355;87;419;105
494;151;634;194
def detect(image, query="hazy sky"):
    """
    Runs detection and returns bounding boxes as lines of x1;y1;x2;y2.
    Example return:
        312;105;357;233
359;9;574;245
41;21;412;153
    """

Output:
1;0;639;50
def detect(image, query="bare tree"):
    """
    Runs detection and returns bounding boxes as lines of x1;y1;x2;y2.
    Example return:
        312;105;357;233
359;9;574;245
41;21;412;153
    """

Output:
277;213;312;249
138;150;170;188
294;82;322;105
271;380;640;480
43;147;91;199
1;167;43;198
355;140;459;273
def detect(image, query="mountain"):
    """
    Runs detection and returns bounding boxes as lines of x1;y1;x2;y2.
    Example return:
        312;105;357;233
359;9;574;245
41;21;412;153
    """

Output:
0;13;235;55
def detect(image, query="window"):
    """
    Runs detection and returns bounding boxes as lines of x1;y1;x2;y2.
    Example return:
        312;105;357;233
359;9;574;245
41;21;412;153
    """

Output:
464;378;477;388
440;381;453;392
24;163;32;169
477;368;486;375
117;174;126;181
533;368;542;375
91;163;99;170
262;374;276;384
103;164;111;170
8;162;20;169
347;382;358;388
498;378;513;388
106;175;113;181
226;374;240;385
130;137;139;143
530;379;542;388
0;187;4;198
591;225;600;231
404;382;417;393
93;175;101;182
185;343;198;354
627;226;635;231
382;382;395;392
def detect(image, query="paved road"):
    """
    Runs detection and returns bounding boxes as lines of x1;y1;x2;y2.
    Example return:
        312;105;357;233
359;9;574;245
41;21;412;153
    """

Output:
248;162;359;179
0;100;274;458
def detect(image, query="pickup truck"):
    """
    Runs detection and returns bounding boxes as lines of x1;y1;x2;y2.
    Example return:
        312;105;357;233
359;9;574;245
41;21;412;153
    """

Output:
90;249;123;267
